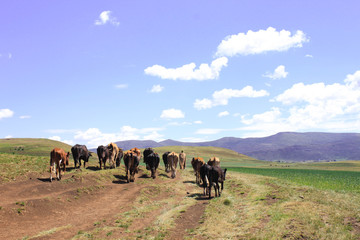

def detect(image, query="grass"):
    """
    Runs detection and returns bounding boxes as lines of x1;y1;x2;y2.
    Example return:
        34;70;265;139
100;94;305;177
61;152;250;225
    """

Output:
228;167;360;193
190;173;360;239
0;138;72;156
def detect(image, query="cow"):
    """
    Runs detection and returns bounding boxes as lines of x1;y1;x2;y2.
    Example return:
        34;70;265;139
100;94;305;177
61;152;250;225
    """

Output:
162;151;171;173
71;144;92;168
200;163;212;196
191;157;205;185
143;147;155;170
116;148;124;167
97;145;110;170
145;152;160;179
179;150;186;169
107;142;120;169
208;157;220;167
50;148;70;182
208;166;227;199
167;152;179;178
123;150;140;182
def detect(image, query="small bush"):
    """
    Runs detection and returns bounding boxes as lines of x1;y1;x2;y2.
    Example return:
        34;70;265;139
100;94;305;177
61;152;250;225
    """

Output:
223;199;231;206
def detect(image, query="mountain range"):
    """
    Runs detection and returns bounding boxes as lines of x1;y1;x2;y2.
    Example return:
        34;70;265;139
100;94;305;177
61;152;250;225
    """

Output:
95;132;360;162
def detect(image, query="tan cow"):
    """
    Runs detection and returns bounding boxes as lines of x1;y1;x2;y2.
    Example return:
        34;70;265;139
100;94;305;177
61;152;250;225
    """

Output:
167;152;179;178
107;142;119;168
191;157;205;184
208;157;220;167
179;150;186;169
50;148;70;182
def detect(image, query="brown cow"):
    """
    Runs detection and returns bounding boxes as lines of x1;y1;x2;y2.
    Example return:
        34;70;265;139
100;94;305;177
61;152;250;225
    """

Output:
167;152;179;178
208;157;220;167
179;150;186;169
191;157;204;184
123;149;140;182
50;148;70;182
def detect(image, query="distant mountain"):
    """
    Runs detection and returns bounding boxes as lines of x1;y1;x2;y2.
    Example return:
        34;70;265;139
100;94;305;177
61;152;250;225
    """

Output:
95;132;360;162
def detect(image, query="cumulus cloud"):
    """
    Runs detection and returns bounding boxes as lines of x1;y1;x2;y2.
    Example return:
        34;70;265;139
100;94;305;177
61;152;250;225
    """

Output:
194;86;269;110
215;27;308;57
94;11;120;26
0;109;14;120
263;65;288;79
241;107;281;125
74;126;164;147
19;115;31;119
218;111;230;117
150;84;164;93
305;54;313;58
160;108;185;119
144;57;228;81
240;70;360;135
5;135;13;138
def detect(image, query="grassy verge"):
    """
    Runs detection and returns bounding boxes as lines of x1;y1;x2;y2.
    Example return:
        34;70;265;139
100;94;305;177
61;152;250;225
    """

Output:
191;172;360;239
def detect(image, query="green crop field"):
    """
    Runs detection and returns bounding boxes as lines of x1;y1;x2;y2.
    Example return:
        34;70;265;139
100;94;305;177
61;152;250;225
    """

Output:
228;167;360;193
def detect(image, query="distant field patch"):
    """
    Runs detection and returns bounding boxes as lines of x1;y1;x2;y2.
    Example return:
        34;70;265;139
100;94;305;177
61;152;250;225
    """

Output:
228;167;360;193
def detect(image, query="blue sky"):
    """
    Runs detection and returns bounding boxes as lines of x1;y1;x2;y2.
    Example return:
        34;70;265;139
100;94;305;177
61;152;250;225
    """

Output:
1;0;360;147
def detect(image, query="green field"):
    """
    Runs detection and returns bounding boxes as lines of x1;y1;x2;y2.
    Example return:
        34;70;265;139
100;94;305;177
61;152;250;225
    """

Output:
228;167;360;193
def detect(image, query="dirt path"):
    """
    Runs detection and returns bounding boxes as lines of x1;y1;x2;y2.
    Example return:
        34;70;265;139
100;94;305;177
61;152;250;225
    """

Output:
0;168;208;240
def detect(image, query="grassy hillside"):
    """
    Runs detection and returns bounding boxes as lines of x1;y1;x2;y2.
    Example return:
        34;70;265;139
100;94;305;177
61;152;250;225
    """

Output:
152;146;266;167
0;138;72;156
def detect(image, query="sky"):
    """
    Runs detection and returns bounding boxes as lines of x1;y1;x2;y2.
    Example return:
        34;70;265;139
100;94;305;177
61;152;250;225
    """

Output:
1;0;360;148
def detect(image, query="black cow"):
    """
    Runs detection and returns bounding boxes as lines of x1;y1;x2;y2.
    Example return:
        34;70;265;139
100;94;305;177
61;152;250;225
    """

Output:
143;148;155;170
208;166;227;199
162;151;171;172
200;163;212;196
97;145;110;170
116;148;124;167
71;144;92;168
123;151;140;182
145;152;160;179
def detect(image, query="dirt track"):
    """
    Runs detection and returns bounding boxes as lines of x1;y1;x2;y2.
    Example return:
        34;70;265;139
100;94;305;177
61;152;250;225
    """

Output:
0;167;208;240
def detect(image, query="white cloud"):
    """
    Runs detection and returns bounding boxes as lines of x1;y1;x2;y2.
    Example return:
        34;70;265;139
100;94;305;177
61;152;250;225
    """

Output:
215;27;309;57
115;84;128;89
305;54;313;58
241;107;281;125
74;126;164;148
150;84;164;93
160;108;185;119
218;111;230;117
263;65;288;79
0;109;14;119
168;120;203;126
19;115;31;119
144;57;228;81
49;136;62;141
195;128;225;135
240;70;360;135
5;135;13;138
95;11;120;26
194;86;269;110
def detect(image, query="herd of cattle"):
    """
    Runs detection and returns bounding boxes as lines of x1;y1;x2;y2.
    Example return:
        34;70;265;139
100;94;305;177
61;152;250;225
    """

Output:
49;143;227;198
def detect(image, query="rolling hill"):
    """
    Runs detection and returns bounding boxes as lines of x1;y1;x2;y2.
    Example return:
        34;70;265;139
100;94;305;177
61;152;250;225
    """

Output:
0;138;72;156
